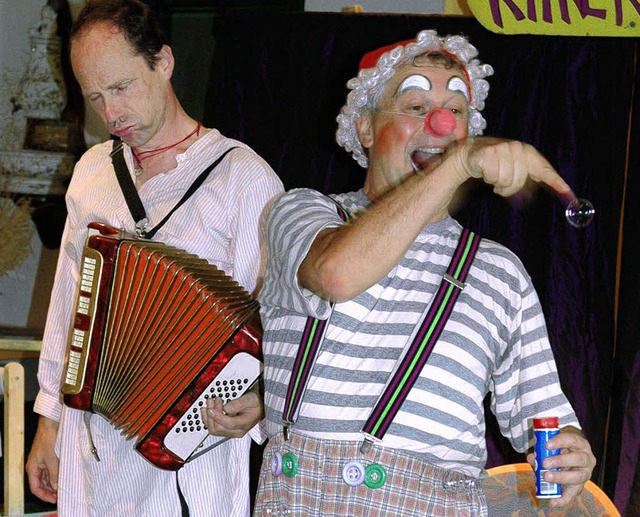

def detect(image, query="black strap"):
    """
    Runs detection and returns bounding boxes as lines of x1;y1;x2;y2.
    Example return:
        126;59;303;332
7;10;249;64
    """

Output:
111;141;146;226
110;140;237;239
175;471;190;517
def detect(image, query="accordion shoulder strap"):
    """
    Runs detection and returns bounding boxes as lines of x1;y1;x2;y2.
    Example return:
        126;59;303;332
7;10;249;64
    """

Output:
110;140;237;239
111;140;145;227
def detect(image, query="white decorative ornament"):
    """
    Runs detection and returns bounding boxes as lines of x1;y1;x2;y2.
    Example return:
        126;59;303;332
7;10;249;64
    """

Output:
14;4;67;120
0;150;74;196
0;4;75;197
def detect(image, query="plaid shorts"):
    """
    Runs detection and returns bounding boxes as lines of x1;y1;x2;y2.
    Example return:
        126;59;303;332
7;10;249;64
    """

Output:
253;432;488;516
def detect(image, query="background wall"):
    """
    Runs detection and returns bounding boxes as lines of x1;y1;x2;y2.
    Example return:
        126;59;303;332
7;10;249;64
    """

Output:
0;0;100;332
305;0;444;13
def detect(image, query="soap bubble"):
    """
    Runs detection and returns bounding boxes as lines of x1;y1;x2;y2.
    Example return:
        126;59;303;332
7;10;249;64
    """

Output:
565;198;595;228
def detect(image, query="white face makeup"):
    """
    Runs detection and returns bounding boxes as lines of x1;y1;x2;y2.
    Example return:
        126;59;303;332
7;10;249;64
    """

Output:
382;71;470;123
447;76;470;103
397;74;431;95
361;63;471;198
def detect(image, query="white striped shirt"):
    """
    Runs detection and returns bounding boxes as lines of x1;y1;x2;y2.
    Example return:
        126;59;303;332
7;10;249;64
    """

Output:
259;188;579;478
34;130;283;516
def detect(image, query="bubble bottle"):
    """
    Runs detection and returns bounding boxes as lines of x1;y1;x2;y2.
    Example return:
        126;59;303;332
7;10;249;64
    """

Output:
533;416;562;499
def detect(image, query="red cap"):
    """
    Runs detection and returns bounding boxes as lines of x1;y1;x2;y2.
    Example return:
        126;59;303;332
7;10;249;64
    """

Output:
356;37;473;105
358;39;413;71
533;416;559;428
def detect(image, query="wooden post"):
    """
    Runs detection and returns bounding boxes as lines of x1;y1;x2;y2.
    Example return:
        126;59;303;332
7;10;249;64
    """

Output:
3;362;25;516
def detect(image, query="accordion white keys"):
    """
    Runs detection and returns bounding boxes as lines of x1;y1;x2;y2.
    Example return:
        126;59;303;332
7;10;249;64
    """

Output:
61;222;262;470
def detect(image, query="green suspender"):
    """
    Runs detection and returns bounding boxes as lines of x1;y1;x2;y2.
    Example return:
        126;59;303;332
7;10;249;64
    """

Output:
281;206;481;447
360;227;481;452
281;201;350;438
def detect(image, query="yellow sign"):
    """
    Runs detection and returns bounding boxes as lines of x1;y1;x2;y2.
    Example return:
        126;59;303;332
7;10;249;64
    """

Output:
467;0;640;36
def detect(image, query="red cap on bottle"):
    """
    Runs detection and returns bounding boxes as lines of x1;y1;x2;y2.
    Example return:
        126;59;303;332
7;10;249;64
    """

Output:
533;416;559;428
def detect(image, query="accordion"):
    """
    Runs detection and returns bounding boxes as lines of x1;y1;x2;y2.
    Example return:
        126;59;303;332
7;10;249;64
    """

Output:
61;222;262;470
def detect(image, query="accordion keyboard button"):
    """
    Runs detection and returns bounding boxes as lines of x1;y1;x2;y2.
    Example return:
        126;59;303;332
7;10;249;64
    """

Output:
162;352;262;460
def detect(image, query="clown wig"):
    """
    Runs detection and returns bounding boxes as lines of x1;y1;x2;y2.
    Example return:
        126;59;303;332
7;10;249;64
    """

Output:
336;30;494;168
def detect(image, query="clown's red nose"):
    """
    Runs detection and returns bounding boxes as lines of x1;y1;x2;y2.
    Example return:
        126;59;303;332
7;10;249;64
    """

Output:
424;109;456;137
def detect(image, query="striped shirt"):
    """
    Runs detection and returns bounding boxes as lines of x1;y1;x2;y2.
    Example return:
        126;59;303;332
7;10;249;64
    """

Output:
34;129;283;517
259;188;579;478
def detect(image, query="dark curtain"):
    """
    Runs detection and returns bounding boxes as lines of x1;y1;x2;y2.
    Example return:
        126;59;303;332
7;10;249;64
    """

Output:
202;10;639;515
609;48;640;516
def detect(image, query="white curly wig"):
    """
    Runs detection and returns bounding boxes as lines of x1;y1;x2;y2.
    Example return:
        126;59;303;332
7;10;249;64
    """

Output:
336;29;494;169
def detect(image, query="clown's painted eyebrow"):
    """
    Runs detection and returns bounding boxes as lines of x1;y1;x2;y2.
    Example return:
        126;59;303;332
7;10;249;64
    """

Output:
397;74;431;96
447;77;469;102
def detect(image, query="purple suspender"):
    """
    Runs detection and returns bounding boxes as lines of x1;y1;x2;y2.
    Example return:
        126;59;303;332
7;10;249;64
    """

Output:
281;202;350;439
281;206;481;449
360;227;481;452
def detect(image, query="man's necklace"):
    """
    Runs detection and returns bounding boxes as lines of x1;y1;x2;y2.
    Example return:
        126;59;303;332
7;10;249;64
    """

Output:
132;122;202;177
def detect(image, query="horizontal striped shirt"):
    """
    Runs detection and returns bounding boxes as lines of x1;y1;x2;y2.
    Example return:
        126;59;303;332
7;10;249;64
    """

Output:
259;188;579;478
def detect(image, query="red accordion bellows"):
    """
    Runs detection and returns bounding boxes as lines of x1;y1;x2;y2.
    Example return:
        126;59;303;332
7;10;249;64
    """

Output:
61;222;262;470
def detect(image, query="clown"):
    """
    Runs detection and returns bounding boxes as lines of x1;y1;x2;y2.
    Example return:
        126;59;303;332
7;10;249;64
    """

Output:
254;29;596;516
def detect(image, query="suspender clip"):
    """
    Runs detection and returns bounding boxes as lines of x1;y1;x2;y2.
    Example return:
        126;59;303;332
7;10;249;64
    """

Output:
443;273;465;290
360;438;374;454
359;432;380;454
283;423;291;442
135;218;149;238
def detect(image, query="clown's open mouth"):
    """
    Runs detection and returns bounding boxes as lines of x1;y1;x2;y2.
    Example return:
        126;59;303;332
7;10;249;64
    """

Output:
410;147;445;171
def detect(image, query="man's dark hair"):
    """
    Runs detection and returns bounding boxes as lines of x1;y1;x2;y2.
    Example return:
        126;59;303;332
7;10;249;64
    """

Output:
71;0;166;70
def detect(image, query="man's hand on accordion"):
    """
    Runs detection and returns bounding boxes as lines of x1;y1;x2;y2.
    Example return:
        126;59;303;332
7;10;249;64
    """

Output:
200;384;264;438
